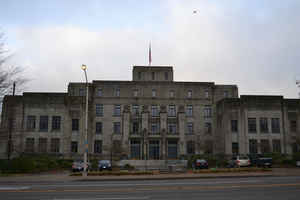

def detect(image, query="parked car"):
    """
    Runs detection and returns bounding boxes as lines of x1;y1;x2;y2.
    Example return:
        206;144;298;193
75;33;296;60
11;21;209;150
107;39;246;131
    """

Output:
256;157;272;168
227;155;251;168
98;160;112;171
72;160;90;172
194;159;208;169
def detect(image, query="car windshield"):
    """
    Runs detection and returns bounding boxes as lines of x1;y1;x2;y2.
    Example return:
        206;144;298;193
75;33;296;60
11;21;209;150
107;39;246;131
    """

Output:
99;160;110;164
196;159;206;163
239;156;249;160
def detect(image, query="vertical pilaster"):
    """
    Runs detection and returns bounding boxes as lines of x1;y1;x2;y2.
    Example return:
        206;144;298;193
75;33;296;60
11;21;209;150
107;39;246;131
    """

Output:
178;105;186;156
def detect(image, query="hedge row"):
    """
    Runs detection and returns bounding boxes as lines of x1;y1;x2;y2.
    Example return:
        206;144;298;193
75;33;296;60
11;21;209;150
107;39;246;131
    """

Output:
70;171;153;176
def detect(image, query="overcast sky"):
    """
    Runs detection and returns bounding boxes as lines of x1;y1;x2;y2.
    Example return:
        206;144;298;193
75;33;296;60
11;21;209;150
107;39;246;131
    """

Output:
1;0;300;98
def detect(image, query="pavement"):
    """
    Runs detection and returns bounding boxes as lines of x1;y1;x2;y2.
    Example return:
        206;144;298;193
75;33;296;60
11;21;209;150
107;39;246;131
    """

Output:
0;168;300;183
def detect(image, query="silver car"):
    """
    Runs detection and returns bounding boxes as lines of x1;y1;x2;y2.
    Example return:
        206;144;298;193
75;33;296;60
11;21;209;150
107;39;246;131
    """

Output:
228;155;251;167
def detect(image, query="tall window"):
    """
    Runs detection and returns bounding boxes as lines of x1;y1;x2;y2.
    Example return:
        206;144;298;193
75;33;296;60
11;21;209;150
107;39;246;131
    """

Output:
290;120;297;132
249;139;258;154
52;116;61;131
25;138;35;152
114;122;121;134
39;116;49;132
167;140;178;159
133;89;138;97
168;105;176;117
138;72;142;80
205;90;209;98
151;105;159;117
260;139;270;154
149;140;160;160
132;121;139;134
259;118;268;133
232;142;239;155
96;122;102;134
205;122;212;134
224;91;229;98
168;122;177;134
96;104;103;117
71;141;78;153
50;138;60;153
97;89;102;97
152;89;156;97
272;140;281;153
72;119;79;131
231;120;238;132
204;140;213;154
38;138;47;153
151;122;159;135
115;88;120;97
114;105;121;116
79;88;85;96
165;72;168;80
94;140;102;153
169;90;175;98
187;90;192;98
152;72;155;80
132;105;139;115
187;141;195;154
186;105;193;117
186;122;193;135
27;116;36;131
271;118;280;133
130;140;141;159
248;118;257;133
204;106;212;118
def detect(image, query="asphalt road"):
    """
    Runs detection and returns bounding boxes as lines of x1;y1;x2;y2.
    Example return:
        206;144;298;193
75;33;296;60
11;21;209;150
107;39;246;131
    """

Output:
1;176;300;200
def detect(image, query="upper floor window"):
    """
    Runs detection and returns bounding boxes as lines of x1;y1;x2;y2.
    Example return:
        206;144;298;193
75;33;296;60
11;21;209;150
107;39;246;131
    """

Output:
27;115;36;131
132;105;139;115
205;90;209;98
152;89;157;97
204;106;212;118
169;90;175;98
151;105;159;117
260;118;268;133
96;122;102;134
39;116;49;132
151;122;159;134
133;89;138;97
165;72;168;80
113;122;121;134
115;88;120;97
186;122;193;135
114;105;121;116
79;88;85;96
290;120;297;132
248;118;257;133
152;72;155;80
97;89;102;97
72;119;79;131
138;72;142;80
168;122;177;134
271;118;280;133
231;120;238;132
186;105;193;117
224;91;229;98
52;116;61;131
205;122;212;134
132;121;139;134
168;105;176;117
187;90;192;98
96;104;103;117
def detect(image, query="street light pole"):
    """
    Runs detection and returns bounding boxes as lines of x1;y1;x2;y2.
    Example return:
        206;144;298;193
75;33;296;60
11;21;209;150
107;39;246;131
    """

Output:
81;64;88;175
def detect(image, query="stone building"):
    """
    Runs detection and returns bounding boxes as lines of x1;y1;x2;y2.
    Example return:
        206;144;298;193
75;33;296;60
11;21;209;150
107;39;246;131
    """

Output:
0;66;299;160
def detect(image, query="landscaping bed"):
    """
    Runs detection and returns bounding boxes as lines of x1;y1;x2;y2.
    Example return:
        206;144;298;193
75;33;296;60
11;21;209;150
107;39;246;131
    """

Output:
192;167;272;173
70;170;153;176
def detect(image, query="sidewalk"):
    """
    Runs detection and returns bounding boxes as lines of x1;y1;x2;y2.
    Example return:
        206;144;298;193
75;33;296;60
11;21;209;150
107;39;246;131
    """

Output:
0;168;299;183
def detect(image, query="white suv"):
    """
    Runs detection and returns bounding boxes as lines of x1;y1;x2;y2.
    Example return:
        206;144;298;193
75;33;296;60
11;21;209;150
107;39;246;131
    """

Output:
228;155;251;168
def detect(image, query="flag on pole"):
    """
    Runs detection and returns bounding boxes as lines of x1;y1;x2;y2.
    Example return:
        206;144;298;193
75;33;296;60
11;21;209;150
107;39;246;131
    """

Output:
149;43;152;66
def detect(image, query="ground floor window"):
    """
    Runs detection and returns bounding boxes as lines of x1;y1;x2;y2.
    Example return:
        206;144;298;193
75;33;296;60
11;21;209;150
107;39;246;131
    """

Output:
249;139;258;154
260;139;270;154
149;140;160;160
38;138;47;153
50;138;60;153
130;140;141;159
232;142;239;155
25;138;35;152
71;141;78;153
167;140;178;159
187;141;195;154
94;140;102;153
272;140;281;153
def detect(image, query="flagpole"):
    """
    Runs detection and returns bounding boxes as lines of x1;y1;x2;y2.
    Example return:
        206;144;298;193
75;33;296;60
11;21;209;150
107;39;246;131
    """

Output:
149;43;152;66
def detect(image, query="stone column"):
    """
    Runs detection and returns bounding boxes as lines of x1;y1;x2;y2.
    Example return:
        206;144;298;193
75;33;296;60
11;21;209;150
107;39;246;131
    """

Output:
178;105;186;156
142;105;149;159
122;105;130;158
160;105;167;159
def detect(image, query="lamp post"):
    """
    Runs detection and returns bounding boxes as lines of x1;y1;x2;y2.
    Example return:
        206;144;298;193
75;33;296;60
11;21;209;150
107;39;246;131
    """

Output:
81;64;88;175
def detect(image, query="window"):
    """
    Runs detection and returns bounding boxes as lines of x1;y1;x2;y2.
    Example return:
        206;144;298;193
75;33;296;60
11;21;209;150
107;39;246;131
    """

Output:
27;116;36;130
224;91;229;98
292;143;300;153
72;119;79;131
132;105;139;115
204;106;212;118
249;139;258;154
71;141;78;153
232;142;239;155
114;122;121;134
38;138;47;153
96;104;103;117
163;72;168;81
167;140;178;159
114;105;121;116
94;140;102;153
25;138;35;152
138;72;142;80
260;139;270;154
231;120;238;132
259;118;268;133
149;140;160;160
112;140;122;154
50;138;60;153
168;105;176;117
290;120;297;132
115;88;120;97
96;122;102;134
151;105;159;117
205;122;212;134
204;140;213;154
168;122;177;134
39;116;48;132
186;122;193;135
187;141;195;154
133;89;138;97
248;118;257;133
151;122;159;135
152;89;156;97
186;105;193;117
169;90;175;98
79;88;85;96
97;89;103;97
271;118;280;133
272;140;281;153
205;90;209;98
152;72;155;80
187;90;192;98
130;140;141;159
52;116;61;131
132;121;139;134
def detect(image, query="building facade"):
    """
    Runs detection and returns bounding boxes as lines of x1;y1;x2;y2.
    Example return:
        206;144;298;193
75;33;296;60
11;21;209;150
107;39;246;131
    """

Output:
0;66;299;159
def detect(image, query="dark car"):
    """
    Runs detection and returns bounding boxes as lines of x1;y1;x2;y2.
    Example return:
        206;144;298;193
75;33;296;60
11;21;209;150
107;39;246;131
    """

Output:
194;159;208;169
98;160;112;171
72;161;90;172
256;157;272;168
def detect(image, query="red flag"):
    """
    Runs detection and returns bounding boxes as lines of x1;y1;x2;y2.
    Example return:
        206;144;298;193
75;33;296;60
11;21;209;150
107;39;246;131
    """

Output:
149;43;152;66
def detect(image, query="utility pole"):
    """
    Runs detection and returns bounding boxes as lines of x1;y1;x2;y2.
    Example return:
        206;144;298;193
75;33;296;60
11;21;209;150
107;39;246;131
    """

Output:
7;82;16;160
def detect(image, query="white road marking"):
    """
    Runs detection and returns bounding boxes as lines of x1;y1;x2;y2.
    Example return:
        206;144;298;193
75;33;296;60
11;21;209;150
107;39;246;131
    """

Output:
0;186;31;190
